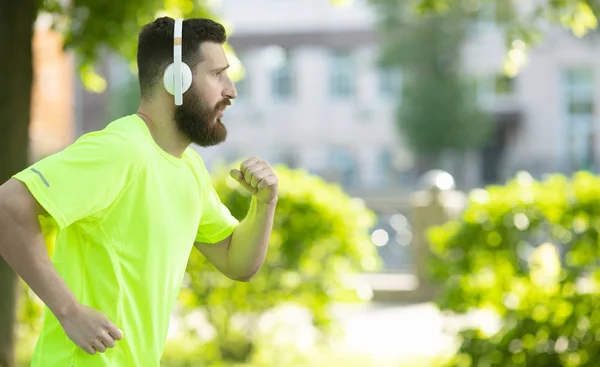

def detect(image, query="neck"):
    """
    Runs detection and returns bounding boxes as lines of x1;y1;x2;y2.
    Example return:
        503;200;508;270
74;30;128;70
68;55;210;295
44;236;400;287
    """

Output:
137;99;190;158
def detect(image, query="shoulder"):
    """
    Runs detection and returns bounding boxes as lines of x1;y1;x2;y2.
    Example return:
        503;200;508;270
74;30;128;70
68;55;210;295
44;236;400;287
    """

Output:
71;115;146;163
184;147;210;175
183;148;219;192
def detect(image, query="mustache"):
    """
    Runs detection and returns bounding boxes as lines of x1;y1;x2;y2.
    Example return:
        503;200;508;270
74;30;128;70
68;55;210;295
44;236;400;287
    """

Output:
215;99;231;110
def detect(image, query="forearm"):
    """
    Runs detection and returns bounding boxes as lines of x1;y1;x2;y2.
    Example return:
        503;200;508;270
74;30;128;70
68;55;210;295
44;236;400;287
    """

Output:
227;197;276;280
0;198;78;319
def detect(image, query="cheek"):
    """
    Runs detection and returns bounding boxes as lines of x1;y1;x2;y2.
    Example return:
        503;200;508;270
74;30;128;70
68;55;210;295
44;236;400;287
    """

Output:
196;77;222;102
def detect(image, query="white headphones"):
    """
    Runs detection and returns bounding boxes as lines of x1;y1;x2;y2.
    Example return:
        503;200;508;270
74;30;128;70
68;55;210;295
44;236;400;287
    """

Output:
163;18;192;105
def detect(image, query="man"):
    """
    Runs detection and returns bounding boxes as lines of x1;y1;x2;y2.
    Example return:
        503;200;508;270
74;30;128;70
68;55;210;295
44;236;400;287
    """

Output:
0;17;277;367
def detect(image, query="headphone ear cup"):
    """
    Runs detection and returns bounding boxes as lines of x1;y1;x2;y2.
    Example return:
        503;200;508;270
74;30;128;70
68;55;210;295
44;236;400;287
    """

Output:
163;62;192;96
181;62;192;94
163;63;175;95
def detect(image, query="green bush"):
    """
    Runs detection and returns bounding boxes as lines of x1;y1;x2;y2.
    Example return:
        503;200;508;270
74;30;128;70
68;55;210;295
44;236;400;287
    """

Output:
170;163;381;364
428;171;600;366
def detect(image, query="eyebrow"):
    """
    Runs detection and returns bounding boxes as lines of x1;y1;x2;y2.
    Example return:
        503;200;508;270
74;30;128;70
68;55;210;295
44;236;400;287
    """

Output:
210;64;230;73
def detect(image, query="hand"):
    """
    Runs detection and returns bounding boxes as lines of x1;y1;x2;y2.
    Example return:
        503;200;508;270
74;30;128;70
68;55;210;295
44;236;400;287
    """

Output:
230;157;278;205
57;302;123;355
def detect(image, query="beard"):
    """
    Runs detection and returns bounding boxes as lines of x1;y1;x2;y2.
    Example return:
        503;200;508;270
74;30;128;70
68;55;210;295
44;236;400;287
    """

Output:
174;88;230;147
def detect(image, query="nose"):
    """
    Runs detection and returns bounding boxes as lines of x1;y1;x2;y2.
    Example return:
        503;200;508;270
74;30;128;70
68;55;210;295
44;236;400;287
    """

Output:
222;75;237;100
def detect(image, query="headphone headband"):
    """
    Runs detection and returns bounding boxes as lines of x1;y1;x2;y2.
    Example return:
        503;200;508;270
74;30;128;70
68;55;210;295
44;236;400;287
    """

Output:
173;18;184;105
163;17;191;104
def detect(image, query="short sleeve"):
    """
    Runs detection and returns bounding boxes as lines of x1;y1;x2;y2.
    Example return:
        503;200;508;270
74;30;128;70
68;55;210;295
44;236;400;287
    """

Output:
12;131;139;230
195;178;239;244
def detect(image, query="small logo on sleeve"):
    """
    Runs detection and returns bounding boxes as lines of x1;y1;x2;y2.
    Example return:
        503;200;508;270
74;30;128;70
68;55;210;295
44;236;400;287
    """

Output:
30;168;50;187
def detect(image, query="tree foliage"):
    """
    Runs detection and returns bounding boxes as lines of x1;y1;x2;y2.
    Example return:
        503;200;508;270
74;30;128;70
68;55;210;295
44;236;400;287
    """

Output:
428;171;600;366
39;0;233;92
413;0;600;76
373;0;491;168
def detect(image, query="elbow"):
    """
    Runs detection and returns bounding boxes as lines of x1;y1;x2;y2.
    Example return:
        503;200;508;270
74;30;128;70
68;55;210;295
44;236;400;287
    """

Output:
230;269;259;283
232;275;252;283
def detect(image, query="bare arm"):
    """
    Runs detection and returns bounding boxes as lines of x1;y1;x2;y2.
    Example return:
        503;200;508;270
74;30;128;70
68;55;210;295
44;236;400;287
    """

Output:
0;178;78;318
0;178;123;354
195;197;276;282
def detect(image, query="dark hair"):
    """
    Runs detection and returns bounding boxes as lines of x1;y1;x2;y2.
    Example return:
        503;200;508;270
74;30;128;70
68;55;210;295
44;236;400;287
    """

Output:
136;17;227;98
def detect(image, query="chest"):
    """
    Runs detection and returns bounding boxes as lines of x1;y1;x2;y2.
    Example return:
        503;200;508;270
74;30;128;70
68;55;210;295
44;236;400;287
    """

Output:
108;163;205;253
144;164;203;232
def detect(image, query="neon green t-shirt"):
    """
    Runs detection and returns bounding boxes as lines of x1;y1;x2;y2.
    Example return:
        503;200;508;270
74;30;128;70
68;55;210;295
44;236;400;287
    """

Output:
13;114;239;367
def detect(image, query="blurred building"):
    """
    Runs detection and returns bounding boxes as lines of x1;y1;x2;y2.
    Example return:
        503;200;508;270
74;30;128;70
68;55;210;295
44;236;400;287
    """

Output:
206;0;413;194
463;2;600;183
207;0;600;188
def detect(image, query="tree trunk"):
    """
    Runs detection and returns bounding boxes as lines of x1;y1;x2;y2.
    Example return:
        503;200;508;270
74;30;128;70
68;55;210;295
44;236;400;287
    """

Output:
0;0;38;365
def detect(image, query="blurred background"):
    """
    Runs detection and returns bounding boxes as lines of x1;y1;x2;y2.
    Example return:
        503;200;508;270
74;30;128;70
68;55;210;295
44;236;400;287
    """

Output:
4;0;600;366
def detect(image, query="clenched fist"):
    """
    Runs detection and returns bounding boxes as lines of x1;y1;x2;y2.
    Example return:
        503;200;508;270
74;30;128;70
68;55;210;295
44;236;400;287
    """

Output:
230;157;278;205
57;302;123;355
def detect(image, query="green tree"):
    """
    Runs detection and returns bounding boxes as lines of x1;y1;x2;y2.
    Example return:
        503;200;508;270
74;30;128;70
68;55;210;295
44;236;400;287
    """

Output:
413;0;600;76
374;0;491;175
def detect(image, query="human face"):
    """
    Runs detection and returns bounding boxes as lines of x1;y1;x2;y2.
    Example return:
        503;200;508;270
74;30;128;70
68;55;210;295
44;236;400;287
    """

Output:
174;42;237;147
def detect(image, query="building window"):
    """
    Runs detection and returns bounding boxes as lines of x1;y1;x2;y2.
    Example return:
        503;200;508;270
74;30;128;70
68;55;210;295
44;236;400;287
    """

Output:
270;53;294;100
563;68;594;171
379;67;403;100
376;148;393;188
330;147;359;188
329;51;355;99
